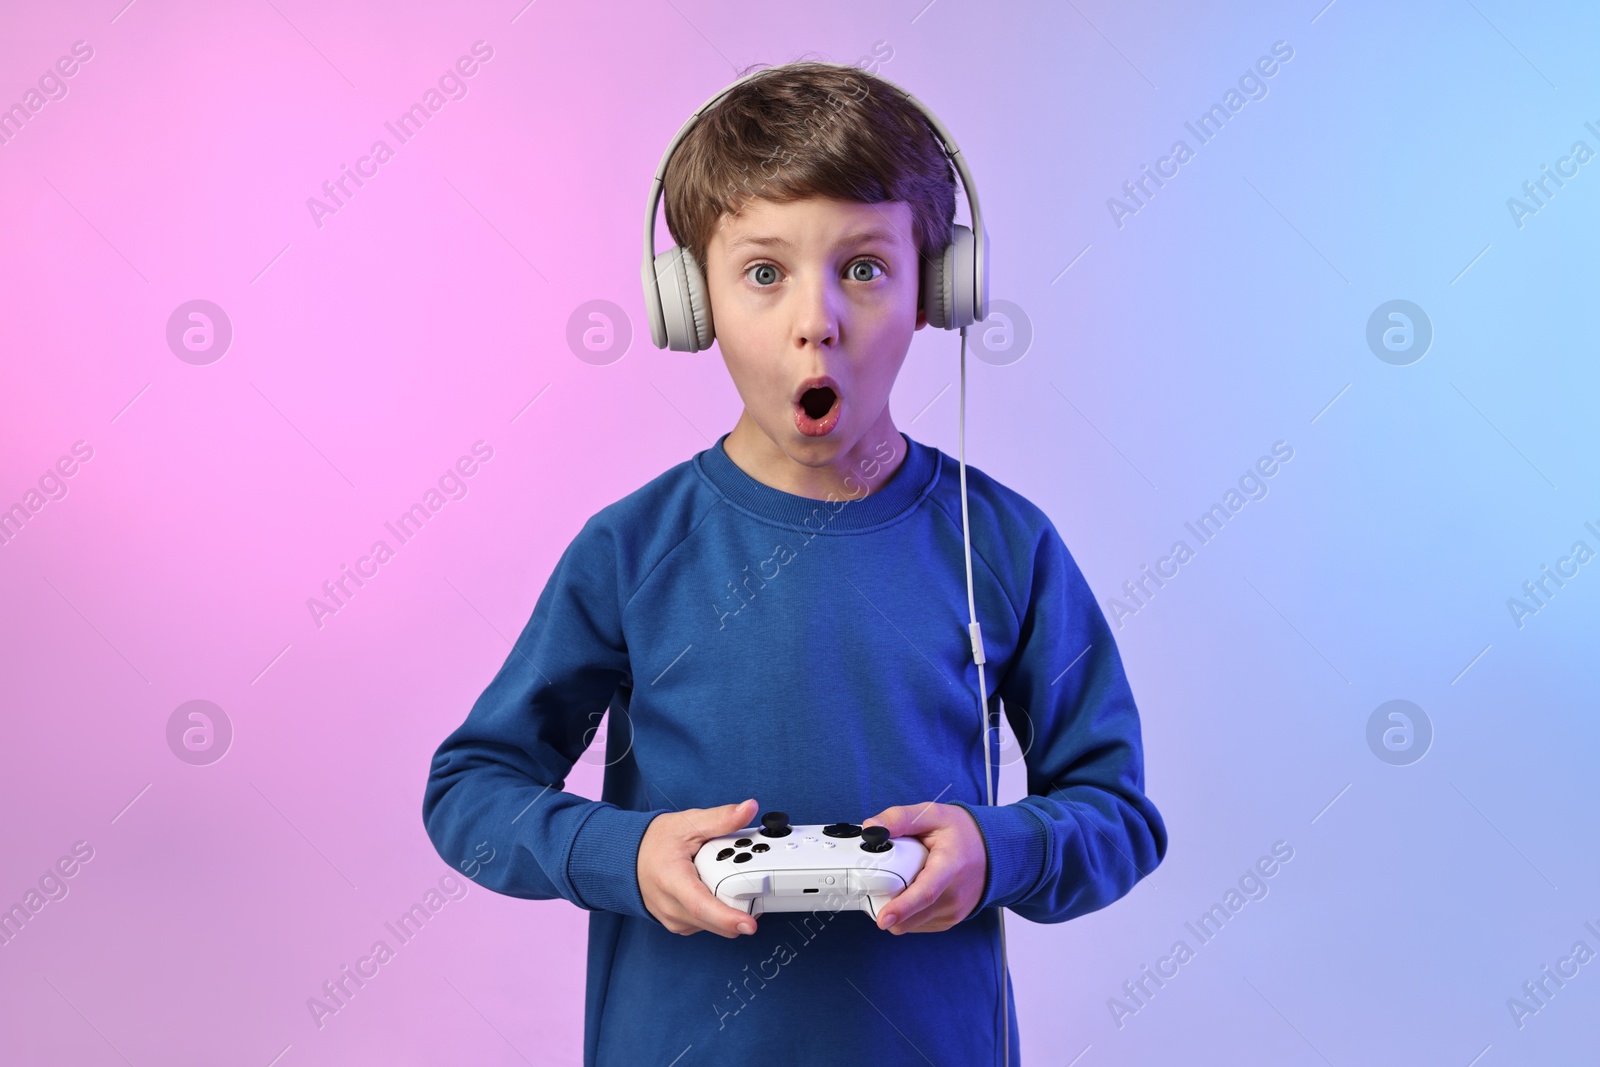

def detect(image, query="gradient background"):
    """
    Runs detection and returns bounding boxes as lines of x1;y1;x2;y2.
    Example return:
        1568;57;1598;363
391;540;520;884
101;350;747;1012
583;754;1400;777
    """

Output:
2;1;1597;1064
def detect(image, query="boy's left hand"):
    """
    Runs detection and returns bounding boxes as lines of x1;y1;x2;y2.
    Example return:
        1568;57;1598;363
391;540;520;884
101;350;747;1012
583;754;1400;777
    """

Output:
862;802;987;934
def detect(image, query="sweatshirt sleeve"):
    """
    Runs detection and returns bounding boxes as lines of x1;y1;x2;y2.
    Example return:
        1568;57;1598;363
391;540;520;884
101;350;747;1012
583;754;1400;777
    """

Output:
951;518;1167;924
422;514;668;921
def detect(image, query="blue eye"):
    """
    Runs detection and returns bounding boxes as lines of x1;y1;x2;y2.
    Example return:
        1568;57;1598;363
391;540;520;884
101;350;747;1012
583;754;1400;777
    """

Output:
848;259;885;282
745;259;885;287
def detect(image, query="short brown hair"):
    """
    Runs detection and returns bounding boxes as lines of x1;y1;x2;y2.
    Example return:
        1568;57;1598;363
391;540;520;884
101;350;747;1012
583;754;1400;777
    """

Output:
662;60;957;289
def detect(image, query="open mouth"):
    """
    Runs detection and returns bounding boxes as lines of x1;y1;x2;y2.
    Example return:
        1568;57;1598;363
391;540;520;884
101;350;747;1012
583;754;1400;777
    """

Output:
793;381;841;437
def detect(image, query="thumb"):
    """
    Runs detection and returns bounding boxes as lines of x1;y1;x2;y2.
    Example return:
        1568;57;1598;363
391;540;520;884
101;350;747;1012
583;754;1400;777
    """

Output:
709;797;758;836
862;804;914;836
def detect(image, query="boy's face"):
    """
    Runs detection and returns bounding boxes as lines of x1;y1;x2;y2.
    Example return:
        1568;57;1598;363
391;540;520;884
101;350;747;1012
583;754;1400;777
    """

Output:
705;195;927;498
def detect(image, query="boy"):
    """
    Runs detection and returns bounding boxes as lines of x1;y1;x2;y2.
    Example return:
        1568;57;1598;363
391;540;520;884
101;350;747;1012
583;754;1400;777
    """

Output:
424;61;1166;1066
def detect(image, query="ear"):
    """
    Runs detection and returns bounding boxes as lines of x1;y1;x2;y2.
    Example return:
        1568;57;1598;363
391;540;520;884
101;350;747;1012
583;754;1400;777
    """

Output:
914;304;928;331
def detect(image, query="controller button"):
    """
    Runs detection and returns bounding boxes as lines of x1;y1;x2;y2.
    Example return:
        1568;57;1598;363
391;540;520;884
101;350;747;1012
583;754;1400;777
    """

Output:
861;826;893;853
751;843;770;853
735;838;752;847
716;848;735;861
733;852;752;863
785;841;800;849
822;841;836;849
822;822;862;838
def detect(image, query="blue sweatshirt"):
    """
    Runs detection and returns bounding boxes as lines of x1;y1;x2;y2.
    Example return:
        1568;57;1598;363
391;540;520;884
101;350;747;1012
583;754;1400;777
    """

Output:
423;431;1166;1066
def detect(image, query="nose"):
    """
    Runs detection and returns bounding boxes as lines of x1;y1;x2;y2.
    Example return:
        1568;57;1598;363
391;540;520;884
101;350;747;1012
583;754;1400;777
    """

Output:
792;270;839;351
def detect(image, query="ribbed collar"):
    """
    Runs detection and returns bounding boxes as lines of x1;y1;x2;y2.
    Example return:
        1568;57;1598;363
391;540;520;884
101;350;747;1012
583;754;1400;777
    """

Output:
696;431;938;532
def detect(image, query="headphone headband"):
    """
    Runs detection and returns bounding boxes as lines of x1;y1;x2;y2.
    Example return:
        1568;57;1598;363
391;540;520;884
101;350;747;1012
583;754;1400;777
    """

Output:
641;64;988;351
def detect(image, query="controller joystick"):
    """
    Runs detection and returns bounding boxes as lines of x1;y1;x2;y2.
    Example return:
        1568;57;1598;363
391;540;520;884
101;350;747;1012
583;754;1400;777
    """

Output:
860;825;893;853
759;811;792;838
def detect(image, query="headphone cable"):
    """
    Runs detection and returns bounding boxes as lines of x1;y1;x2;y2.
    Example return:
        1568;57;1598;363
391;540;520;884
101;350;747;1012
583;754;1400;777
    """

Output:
956;323;1010;1067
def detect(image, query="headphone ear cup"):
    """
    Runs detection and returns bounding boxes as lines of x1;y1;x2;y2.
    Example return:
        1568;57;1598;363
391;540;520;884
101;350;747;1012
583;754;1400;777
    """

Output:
652;245;716;352
681;247;714;351
920;234;951;330
921;224;978;330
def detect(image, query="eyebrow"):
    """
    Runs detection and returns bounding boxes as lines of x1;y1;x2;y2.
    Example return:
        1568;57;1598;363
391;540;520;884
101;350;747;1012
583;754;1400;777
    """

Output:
725;228;901;254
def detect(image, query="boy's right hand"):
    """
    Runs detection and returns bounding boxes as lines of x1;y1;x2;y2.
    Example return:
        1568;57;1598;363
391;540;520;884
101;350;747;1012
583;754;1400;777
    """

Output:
637;797;761;938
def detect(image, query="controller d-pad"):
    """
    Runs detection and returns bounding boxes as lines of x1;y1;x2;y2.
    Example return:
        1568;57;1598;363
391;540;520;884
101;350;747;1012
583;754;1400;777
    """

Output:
733;852;752;863
751;843;770;853
716;848;735;861
822;822;862;838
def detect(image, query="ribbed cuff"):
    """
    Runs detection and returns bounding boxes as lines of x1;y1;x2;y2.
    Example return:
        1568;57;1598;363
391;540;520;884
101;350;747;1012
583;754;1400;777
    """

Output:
951;801;1049;915
566;805;669;919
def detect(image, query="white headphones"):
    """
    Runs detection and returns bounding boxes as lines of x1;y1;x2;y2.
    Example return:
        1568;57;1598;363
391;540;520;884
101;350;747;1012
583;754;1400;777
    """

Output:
640;65;989;352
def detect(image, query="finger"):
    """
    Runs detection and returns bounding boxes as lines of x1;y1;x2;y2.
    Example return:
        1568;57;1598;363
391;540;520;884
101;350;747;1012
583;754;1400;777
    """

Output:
672;869;758;937
866;801;948;838
706;797;759;839
679;797;758;845
863;804;912;836
877;864;950;931
888;883;969;934
894;902;958;934
880;892;934;933
686;885;758;938
895;863;984;933
900;800;946;833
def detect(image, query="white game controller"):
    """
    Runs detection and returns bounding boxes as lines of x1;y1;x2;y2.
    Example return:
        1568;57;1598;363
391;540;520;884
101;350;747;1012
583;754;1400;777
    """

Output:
692;811;928;920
